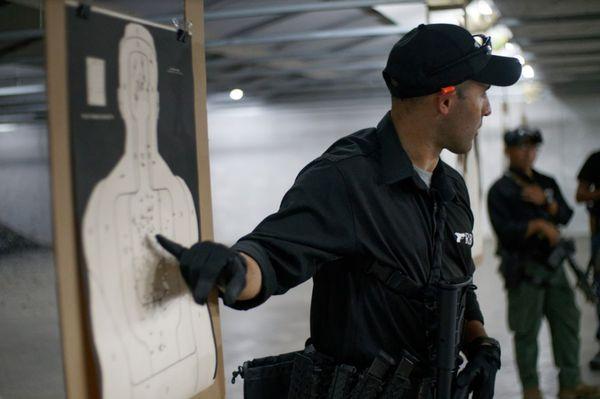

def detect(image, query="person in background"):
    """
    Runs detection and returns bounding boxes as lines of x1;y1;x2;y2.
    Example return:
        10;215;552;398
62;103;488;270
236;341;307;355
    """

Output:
488;127;600;399
576;150;600;370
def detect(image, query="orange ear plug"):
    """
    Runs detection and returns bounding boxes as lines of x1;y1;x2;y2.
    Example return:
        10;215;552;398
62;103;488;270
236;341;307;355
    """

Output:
440;86;456;94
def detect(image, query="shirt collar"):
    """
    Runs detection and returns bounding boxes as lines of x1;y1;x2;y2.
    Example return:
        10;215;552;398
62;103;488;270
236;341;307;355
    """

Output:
376;112;414;185
432;162;457;201
375;112;457;201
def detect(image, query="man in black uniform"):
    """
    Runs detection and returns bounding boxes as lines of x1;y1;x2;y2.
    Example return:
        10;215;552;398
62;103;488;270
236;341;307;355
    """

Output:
488;128;600;399
158;24;522;398
576;150;600;370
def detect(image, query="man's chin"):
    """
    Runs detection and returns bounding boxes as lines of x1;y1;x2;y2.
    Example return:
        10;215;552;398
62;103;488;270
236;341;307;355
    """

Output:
447;141;474;155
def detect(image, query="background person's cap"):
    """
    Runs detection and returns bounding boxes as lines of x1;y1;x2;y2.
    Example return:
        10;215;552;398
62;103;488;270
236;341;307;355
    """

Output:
383;24;522;98
503;127;543;146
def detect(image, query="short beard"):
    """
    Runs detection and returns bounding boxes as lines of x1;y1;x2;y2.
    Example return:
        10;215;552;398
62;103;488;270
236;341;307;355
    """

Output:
445;139;473;155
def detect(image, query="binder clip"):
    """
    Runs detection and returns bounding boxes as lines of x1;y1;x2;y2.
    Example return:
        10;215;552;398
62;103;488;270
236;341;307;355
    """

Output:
76;3;91;19
172;18;192;43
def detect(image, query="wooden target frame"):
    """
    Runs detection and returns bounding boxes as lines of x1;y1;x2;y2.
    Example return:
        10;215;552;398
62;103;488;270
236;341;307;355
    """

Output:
45;0;225;397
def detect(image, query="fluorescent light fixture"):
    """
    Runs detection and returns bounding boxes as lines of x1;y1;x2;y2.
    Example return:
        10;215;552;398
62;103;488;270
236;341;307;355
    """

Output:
429;8;465;26
0;84;45;97
374;3;427;28
522;64;535;79
229;88;244;101
478;0;494;16
465;0;494;18
465;0;497;29
0;124;16;133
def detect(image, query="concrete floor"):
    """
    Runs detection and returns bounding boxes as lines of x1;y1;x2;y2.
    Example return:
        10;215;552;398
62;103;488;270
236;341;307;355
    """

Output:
0;249;66;399
221;237;600;399
0;237;597;398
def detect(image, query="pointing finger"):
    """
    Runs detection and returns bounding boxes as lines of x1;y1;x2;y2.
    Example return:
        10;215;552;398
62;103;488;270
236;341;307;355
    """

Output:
155;234;187;260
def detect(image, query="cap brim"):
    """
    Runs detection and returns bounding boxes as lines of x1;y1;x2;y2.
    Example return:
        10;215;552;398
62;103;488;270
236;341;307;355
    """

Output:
506;138;535;146
472;55;522;87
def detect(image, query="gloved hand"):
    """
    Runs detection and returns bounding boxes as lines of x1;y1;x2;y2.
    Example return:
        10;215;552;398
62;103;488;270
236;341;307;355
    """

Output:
156;235;247;306
453;336;501;399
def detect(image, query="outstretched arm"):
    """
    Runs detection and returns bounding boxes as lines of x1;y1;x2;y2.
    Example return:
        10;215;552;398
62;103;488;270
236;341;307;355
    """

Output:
237;253;262;301
158;159;356;309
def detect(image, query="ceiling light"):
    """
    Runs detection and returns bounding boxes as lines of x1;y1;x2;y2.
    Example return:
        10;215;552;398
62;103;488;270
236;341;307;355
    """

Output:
373;3;427;28
522;64;535;79
429;8;465;25
0;84;45;97
465;4;480;19
0;124;16;133
229;88;244;101
466;0;494;20
478;0;494;16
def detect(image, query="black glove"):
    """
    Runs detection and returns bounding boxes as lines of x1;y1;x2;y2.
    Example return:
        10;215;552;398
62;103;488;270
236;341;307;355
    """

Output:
156;235;247;306
453;336;501;399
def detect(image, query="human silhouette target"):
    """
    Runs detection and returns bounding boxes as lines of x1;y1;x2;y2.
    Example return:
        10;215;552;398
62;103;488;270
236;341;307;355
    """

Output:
68;9;217;398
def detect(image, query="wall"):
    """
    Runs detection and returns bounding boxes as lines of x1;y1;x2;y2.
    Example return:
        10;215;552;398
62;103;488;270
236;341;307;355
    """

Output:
207;100;387;244
207;86;600;246
0;123;52;245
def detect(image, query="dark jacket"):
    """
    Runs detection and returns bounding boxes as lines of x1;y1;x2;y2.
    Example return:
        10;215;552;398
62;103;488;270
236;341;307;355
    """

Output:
488;167;573;262
232;113;483;368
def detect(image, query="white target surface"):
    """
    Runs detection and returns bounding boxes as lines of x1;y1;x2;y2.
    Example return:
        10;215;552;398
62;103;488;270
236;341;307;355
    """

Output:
82;23;216;399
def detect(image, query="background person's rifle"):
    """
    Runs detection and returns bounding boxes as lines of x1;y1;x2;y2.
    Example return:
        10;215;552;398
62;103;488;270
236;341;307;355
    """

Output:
584;243;600;287
547;239;596;303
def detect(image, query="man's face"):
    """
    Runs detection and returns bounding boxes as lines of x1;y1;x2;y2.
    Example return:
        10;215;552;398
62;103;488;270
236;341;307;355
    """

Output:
506;142;538;171
442;80;492;154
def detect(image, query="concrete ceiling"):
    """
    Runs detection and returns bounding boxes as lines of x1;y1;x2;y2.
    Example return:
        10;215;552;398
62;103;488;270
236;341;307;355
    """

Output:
494;0;600;95
0;0;598;121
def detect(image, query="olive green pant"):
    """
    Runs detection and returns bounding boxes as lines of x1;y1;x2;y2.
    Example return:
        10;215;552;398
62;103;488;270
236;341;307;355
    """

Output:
507;261;581;390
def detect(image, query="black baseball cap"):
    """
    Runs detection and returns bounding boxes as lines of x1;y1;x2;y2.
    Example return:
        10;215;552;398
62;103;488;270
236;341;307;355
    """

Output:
503;127;543;147
383;24;522;98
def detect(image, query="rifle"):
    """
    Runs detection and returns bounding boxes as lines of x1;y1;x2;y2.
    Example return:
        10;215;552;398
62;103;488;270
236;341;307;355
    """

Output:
585;244;600;283
547;239;596;303
436;277;472;399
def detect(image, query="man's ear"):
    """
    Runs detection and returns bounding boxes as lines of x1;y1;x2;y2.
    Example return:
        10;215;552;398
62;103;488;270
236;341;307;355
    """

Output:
436;91;454;116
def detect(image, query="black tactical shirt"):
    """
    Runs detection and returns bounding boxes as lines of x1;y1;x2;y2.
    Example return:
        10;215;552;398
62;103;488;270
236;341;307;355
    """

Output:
578;151;600;222
488;167;573;261
231;112;483;368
